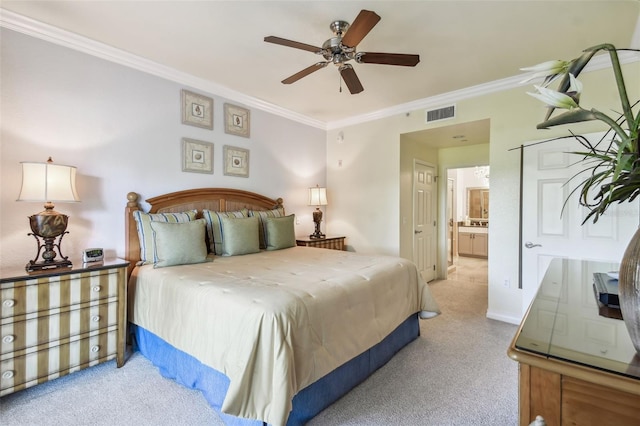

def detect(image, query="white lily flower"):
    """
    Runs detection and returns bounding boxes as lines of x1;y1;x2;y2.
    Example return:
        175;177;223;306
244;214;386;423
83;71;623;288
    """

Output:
568;73;583;94
527;84;579;109
520;59;571;84
520;59;569;73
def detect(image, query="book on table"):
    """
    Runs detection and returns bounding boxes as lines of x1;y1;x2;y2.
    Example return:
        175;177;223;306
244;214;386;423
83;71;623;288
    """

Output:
593;272;619;307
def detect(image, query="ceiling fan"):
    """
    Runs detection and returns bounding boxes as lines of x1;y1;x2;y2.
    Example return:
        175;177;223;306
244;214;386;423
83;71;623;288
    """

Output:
264;9;420;94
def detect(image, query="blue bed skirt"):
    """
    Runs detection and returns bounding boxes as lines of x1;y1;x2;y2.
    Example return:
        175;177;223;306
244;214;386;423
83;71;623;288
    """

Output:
131;313;419;425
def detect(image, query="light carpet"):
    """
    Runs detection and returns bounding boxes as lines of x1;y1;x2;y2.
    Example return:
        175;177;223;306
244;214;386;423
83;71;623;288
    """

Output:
0;258;518;425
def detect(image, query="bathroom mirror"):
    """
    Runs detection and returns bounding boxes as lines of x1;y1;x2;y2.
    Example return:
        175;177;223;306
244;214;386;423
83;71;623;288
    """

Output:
467;187;489;220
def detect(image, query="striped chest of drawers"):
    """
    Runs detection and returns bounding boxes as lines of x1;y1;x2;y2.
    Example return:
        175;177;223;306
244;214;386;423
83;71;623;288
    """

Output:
0;259;128;396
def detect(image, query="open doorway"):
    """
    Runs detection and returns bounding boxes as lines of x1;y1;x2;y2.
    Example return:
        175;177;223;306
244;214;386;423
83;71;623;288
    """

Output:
447;166;489;275
398;118;490;281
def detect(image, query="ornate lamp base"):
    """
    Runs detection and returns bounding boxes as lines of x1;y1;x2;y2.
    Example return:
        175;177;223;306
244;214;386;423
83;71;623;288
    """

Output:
310;208;325;239
309;231;326;239
26;212;73;272
26;256;73;272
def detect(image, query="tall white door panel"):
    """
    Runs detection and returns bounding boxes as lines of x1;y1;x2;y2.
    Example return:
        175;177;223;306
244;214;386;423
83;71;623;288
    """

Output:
414;161;436;282
521;132;638;314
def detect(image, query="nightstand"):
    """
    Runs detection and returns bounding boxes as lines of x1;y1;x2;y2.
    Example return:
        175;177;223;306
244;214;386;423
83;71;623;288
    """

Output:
0;258;129;397
296;236;346;251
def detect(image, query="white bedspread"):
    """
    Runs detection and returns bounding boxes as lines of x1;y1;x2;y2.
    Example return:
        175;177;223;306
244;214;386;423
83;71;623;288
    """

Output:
129;246;440;425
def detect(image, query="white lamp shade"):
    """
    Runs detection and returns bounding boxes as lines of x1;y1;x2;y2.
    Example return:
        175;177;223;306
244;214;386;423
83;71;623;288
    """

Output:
308;186;327;206
17;161;80;202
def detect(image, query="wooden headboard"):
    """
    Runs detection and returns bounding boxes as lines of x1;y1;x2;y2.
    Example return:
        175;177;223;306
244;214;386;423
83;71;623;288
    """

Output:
124;188;283;275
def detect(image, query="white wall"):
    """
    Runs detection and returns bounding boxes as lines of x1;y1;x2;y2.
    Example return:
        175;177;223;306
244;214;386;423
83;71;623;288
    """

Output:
327;62;640;324
326;117;408;255
0;29;326;270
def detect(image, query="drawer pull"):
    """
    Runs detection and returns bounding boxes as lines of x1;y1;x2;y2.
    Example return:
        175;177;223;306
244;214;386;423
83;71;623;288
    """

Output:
2;299;16;307
91;315;101;322
2;335;15;343
2;370;14;379
91;345;100;353
92;286;102;293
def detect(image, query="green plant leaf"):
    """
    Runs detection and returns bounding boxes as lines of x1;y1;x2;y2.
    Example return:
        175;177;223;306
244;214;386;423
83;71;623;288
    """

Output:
537;109;598;129
524;44;640;223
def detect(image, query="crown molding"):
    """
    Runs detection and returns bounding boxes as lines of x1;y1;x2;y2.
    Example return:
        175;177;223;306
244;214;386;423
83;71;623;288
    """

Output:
0;8;326;130
327;50;639;130
2;8;638;132
326;76;519;130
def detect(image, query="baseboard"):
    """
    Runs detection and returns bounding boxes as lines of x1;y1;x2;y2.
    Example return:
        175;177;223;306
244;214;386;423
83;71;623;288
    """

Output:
486;310;521;325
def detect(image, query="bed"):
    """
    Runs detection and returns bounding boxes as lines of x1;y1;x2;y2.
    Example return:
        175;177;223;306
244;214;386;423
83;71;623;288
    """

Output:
124;188;440;426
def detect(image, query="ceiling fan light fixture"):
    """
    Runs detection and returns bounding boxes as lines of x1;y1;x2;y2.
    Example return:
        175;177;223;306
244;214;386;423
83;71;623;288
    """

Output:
332;53;348;65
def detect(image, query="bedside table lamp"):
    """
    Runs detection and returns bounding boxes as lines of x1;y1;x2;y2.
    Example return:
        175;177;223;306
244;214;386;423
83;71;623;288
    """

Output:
17;157;80;272
308;185;327;239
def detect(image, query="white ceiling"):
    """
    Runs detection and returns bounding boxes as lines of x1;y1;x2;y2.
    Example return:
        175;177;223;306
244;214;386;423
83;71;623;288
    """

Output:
2;0;639;135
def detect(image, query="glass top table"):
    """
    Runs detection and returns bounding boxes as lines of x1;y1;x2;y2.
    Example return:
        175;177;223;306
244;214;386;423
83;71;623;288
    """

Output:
514;258;640;381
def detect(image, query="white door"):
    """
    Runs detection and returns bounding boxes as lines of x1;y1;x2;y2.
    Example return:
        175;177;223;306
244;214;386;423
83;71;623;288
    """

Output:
521;132;638;314
414;161;437;282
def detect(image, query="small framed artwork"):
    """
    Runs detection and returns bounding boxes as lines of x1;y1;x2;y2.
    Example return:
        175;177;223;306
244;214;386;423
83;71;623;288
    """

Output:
182;138;213;174
181;89;213;130
224;103;250;138
223;145;250;177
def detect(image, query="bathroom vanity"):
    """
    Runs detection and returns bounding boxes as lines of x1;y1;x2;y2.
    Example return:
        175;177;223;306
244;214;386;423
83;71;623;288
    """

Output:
458;225;488;258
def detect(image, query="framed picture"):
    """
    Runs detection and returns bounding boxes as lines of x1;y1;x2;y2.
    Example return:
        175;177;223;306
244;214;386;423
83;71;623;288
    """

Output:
181;89;213;130
223;145;250;177
182;138;213;174
224;103;250;138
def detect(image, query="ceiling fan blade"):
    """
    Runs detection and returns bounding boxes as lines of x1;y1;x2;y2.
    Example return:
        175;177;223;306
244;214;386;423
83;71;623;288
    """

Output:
264;36;322;53
339;64;364;94
341;9;381;48
282;62;328;84
356;52;420;67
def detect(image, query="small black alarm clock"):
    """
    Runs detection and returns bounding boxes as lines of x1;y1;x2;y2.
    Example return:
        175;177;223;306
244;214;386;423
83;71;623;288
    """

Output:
82;248;104;263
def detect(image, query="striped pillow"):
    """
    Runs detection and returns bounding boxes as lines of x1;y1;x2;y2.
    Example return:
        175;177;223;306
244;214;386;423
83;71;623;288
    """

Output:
133;210;198;265
249;208;285;249
202;209;249;255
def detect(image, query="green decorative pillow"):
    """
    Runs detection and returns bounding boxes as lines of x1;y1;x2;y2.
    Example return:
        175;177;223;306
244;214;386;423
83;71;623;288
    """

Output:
149;219;208;268
219;216;260;256
249;208;285;249
202;209;249;255
133;209;198;265
264;215;296;251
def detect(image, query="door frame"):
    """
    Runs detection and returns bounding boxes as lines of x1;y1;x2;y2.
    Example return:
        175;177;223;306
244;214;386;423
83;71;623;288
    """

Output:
447;177;456;267
441;165;490;279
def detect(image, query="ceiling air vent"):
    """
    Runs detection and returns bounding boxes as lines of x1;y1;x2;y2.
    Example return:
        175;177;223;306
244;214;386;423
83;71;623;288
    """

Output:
425;104;456;123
